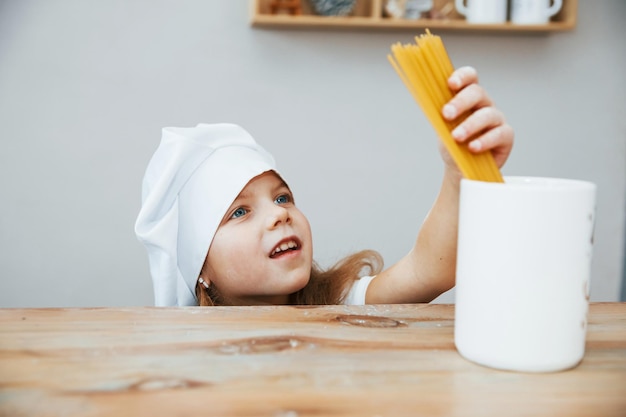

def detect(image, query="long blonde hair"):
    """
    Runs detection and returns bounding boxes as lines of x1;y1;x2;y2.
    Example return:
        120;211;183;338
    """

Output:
195;249;383;306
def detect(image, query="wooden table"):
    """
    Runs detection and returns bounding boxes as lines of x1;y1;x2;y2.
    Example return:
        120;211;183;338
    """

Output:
1;303;625;417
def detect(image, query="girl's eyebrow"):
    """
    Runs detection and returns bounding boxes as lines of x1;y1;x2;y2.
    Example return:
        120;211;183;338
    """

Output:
234;190;250;201
233;178;289;202
273;180;290;192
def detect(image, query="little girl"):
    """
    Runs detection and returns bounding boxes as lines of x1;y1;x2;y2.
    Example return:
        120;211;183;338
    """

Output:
135;66;514;307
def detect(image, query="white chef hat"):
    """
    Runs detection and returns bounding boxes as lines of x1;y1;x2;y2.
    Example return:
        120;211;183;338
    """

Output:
135;123;277;306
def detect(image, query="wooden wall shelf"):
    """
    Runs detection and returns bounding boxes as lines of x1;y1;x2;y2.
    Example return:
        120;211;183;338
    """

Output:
250;0;577;32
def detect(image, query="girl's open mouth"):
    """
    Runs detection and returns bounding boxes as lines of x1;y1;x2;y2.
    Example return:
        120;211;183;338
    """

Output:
270;238;300;258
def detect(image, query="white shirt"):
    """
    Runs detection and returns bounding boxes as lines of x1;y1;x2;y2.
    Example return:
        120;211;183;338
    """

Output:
342;275;376;305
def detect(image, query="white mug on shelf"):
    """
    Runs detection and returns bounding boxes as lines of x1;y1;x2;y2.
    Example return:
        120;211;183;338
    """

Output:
455;0;507;24
454;177;596;373
511;0;563;24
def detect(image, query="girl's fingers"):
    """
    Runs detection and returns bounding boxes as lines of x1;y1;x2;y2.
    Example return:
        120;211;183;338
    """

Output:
443;84;492;121
448;66;479;91
443;66;515;169
468;123;513;153
450;106;514;167
469;123;515;168
451;107;505;142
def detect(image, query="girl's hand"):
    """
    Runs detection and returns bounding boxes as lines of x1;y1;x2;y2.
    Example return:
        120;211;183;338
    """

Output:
440;66;514;171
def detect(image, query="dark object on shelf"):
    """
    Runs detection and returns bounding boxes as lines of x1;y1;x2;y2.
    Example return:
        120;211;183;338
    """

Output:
309;0;357;16
269;0;302;15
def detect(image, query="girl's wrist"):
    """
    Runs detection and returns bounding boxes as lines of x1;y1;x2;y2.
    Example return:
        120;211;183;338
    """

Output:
442;166;463;190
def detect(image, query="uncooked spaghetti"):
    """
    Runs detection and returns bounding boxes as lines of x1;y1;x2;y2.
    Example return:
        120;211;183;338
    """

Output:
388;30;503;182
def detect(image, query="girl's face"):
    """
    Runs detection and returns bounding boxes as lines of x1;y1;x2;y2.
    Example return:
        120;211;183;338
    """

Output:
201;171;313;304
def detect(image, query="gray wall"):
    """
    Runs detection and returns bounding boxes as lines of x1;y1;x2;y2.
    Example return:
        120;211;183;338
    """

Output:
0;1;624;307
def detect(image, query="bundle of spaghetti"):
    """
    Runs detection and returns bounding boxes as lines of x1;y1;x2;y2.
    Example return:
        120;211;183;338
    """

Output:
388;30;503;183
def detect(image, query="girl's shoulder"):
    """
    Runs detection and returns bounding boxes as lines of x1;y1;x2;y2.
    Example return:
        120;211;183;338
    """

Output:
342;275;376;305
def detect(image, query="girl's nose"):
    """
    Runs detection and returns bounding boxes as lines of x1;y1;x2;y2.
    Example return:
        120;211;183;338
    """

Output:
267;205;291;229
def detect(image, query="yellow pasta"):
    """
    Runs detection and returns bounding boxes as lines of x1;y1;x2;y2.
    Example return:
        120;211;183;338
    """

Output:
388;30;504;183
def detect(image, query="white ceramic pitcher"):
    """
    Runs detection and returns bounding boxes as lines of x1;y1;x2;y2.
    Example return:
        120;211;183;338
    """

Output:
454;176;596;372
511;0;563;24
455;0;507;23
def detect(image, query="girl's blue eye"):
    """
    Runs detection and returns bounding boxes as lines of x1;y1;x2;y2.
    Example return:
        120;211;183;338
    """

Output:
231;207;247;219
275;194;290;205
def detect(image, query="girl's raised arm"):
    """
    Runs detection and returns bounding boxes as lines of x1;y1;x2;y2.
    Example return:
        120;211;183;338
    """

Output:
366;66;514;304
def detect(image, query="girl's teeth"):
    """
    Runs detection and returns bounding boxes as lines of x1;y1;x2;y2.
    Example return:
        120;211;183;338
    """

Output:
272;241;297;256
